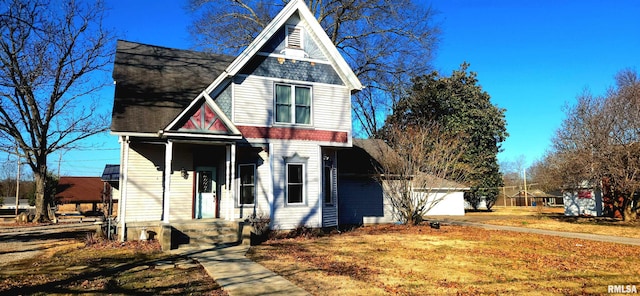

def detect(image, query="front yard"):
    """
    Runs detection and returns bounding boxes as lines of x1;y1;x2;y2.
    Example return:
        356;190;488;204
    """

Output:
458;207;640;239
0;239;226;295
248;223;640;295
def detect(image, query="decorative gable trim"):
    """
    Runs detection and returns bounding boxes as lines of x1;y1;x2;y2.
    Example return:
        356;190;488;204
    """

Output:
179;103;228;133
284;152;309;163
204;0;362;96
164;91;241;139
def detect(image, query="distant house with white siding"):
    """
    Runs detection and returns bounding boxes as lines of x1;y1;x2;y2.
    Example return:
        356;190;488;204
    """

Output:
111;0;363;239
564;187;603;217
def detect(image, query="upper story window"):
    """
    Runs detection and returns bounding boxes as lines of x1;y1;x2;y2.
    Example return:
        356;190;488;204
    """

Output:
275;84;311;125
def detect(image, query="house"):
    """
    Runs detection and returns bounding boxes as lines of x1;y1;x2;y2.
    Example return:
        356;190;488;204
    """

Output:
337;139;468;225
111;0;362;241
496;188;563;207
56;177;116;215
563;187;603;216
101;164;120;217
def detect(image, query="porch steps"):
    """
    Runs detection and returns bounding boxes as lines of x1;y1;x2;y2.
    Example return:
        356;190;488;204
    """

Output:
169;219;248;250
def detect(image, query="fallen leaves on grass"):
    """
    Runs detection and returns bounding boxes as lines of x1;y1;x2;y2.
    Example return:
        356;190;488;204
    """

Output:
0;239;227;296
249;224;640;295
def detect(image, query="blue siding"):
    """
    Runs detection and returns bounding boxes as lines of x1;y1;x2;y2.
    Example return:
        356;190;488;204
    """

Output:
338;177;386;225
240;55;343;86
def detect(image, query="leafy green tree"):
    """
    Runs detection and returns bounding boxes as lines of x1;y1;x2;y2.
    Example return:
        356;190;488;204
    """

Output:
381;63;508;210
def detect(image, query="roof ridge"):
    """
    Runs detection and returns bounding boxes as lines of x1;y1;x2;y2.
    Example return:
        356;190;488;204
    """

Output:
116;39;234;59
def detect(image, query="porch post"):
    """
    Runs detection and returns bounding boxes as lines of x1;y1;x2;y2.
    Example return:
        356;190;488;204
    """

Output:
163;140;173;223
119;136;130;242
226;143;236;220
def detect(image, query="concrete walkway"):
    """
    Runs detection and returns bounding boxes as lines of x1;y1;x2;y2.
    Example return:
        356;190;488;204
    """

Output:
173;245;309;296
438;219;640;246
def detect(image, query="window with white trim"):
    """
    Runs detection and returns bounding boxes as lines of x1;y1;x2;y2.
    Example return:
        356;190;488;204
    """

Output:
275;84;311;125
286;163;305;204
238;164;256;205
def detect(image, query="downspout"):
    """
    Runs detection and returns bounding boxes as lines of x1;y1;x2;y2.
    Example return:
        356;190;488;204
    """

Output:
119;136;130;242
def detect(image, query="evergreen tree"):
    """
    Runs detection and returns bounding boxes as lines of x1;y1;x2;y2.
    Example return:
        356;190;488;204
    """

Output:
381;63;508;209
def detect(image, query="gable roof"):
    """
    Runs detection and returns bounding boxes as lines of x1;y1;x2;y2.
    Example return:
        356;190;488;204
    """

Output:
202;0;363;96
340;138;469;190
56;177;105;204
111;40;234;133
507;188;563;198
163;90;241;139
101;164;119;182
111;0;362;135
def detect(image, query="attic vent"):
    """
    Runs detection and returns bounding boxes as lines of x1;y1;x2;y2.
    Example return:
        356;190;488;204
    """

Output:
286;26;302;49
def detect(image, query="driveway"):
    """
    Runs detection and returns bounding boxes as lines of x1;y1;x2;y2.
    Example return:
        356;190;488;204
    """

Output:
0;224;95;266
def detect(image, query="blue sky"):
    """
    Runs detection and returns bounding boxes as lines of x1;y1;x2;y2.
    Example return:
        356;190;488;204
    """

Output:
38;0;640;177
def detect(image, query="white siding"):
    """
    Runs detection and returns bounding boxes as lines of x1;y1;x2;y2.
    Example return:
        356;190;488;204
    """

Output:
269;140;321;229
313;85;351;131
564;189;603;216
169;144;194;221
414;190;466;216
233;76;272;125
233;75;351;133
124;143;164;222
233;149;272;220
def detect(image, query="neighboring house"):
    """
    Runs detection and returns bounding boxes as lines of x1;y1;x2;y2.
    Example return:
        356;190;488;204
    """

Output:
496;188;563;207
0;199;33;211
111;0;362;239
101;164;120;217
56;177;115;214
337;139;468;225
563;185;603;217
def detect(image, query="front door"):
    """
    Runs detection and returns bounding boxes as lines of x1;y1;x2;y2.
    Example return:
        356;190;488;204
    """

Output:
195;167;217;219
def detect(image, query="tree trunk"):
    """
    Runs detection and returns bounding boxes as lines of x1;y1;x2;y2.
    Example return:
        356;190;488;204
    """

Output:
622;197;637;222
32;166;49;223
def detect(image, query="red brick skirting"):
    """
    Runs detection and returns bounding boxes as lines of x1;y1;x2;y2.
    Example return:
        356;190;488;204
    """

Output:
237;126;348;143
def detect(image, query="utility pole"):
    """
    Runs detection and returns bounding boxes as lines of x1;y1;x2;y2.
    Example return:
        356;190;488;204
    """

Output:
503;186;506;207
58;153;62;178
523;169;528;207
15;145;20;216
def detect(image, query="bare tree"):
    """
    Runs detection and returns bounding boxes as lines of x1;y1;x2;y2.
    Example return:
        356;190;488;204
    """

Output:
0;160;16;200
499;155;527;188
188;0;440;136
551;69;640;221
0;0;113;222
374;123;472;225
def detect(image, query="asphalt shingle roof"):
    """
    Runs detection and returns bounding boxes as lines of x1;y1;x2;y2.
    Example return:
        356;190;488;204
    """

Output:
111;40;235;133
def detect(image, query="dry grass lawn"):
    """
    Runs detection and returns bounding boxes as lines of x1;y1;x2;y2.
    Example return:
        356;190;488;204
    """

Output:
463;207;640;239
248;224;640;295
0;239;226;295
